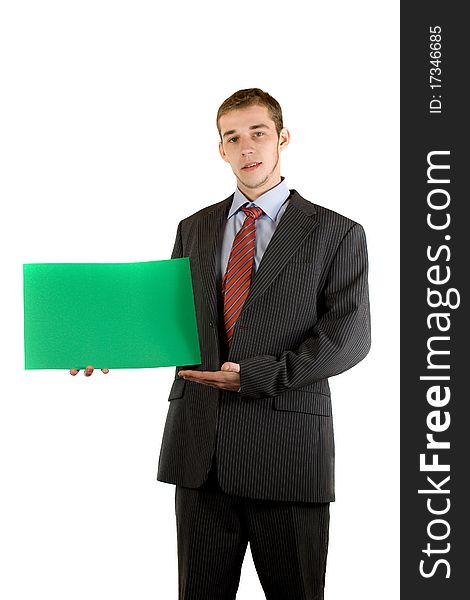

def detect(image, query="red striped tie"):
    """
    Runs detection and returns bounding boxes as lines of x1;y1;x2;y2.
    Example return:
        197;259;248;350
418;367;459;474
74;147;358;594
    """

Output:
222;205;263;346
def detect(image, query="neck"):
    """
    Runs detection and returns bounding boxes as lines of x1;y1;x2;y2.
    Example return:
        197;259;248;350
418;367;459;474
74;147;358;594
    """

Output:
237;176;283;201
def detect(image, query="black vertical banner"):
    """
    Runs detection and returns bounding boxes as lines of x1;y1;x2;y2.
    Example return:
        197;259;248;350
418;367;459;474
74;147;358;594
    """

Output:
401;3;468;599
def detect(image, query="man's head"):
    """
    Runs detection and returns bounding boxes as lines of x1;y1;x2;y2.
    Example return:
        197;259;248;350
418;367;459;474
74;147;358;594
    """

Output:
216;88;284;139
217;88;290;200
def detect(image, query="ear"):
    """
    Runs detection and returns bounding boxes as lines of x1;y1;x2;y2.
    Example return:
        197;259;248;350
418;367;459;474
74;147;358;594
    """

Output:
219;141;229;162
278;128;290;152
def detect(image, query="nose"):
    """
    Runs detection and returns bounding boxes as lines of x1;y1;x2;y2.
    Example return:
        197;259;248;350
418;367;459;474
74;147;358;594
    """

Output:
240;136;255;155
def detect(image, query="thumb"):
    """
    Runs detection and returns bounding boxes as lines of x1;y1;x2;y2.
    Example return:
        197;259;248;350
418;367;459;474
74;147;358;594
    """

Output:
221;361;240;373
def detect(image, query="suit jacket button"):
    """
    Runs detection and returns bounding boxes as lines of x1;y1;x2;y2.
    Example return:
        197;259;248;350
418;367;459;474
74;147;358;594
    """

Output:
209;321;214;328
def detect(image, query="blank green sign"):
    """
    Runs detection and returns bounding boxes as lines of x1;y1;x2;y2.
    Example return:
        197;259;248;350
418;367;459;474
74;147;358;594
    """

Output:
23;258;201;369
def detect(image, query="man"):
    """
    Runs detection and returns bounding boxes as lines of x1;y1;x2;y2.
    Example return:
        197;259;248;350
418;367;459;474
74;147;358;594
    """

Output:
157;88;371;599
73;88;371;599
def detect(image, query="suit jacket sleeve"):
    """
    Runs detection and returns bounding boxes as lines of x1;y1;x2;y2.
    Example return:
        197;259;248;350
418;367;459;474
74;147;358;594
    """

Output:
238;223;371;399
171;221;183;259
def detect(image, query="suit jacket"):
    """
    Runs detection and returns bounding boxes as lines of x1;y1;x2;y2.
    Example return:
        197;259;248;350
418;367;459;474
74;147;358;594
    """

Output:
157;189;371;503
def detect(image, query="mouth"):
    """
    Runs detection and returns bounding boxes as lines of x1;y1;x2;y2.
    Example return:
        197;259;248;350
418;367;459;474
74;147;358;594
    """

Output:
241;161;262;172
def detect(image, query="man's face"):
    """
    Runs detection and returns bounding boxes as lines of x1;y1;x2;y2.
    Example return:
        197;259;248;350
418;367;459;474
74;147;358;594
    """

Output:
218;104;290;199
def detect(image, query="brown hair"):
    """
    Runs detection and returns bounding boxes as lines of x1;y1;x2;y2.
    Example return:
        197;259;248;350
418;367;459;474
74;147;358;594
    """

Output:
216;88;284;139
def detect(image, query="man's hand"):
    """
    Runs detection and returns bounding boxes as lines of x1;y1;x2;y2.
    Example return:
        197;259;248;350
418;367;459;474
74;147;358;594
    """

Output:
178;362;241;392
70;365;109;377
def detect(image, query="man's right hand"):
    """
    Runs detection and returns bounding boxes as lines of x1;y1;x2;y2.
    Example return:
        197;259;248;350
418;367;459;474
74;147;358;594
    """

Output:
70;365;109;377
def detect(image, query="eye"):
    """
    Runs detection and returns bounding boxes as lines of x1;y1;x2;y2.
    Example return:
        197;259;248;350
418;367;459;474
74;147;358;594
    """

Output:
228;136;238;143
254;131;265;137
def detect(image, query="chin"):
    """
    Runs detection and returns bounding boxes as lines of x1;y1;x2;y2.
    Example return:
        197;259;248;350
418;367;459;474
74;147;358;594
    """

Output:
239;174;269;190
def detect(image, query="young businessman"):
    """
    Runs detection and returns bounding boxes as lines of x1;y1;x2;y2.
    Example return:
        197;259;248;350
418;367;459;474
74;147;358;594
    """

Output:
73;88;371;600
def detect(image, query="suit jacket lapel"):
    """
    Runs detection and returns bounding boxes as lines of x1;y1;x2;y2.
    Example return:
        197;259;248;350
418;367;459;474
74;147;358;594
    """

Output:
196;190;318;321
196;195;233;322
242;190;319;312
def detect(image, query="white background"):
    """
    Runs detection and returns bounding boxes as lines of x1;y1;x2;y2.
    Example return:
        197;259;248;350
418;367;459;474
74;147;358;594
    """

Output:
0;1;399;598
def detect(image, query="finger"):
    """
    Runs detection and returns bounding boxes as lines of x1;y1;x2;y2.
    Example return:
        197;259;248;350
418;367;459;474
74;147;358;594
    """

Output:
178;370;201;377
101;368;109;374
180;371;219;383
178;369;220;379
185;377;221;388
184;373;236;385
70;369;79;376
84;365;94;377
221;362;240;373
180;374;211;384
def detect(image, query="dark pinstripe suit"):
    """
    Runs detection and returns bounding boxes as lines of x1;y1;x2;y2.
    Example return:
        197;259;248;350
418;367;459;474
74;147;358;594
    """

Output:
157;189;371;598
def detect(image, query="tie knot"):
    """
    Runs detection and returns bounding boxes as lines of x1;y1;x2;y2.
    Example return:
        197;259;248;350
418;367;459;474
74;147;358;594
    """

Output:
241;205;263;220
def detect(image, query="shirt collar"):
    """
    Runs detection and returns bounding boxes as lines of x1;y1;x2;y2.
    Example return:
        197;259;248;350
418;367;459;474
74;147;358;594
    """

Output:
228;177;290;222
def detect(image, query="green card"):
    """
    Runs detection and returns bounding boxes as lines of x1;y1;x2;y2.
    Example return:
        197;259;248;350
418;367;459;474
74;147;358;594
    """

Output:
23;258;201;369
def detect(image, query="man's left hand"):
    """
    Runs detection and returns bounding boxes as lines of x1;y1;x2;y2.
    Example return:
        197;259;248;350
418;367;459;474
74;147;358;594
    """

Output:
178;362;241;392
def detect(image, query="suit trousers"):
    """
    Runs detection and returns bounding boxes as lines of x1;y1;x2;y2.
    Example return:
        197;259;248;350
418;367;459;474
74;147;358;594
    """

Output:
175;463;330;600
